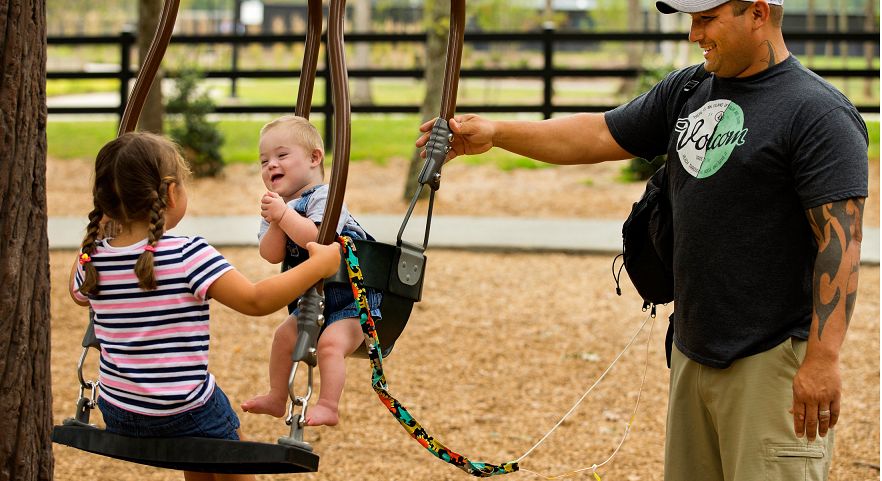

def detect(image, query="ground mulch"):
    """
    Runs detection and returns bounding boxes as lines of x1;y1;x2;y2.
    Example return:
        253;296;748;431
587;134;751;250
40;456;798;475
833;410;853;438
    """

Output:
48;155;879;481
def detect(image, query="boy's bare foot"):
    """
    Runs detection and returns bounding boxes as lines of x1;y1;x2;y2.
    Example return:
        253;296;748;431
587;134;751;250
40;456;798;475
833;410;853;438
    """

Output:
241;392;287;418
305;401;339;426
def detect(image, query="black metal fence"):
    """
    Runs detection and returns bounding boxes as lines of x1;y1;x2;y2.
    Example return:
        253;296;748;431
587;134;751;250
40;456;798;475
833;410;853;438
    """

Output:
48;29;880;142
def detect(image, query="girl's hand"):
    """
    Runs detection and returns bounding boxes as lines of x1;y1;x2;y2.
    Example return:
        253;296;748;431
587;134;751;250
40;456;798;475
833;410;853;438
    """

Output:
306;242;342;278
261;192;289;223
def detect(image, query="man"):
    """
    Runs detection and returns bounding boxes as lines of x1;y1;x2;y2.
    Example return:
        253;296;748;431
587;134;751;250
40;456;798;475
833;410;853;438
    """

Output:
417;1;868;479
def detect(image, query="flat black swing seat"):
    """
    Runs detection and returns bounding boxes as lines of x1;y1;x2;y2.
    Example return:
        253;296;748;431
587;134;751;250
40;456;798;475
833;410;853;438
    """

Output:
52;423;319;474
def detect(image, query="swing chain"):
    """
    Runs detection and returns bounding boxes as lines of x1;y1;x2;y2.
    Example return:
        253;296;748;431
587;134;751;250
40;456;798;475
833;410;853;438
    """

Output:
285;361;314;427
277;288;324;451
69;346;98;425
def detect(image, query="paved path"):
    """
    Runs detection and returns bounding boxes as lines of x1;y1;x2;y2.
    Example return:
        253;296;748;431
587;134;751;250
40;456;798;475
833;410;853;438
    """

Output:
48;214;880;264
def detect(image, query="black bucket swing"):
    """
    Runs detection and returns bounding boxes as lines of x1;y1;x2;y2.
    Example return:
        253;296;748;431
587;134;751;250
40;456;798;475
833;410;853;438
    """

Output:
50;0;329;474
276;0;464;454
287;0;523;477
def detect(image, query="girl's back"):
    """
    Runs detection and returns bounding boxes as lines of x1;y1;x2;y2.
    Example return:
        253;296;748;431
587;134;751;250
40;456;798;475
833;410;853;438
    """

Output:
72;234;232;415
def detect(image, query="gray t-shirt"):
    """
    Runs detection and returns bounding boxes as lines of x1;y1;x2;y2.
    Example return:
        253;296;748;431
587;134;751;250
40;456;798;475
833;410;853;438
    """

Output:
605;56;868;368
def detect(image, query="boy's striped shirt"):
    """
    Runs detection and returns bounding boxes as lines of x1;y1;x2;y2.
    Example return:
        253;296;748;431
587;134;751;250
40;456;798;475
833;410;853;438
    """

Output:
73;235;233;415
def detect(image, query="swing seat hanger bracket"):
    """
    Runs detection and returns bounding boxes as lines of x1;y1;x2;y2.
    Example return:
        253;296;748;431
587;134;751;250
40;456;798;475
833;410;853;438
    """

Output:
418;118;453;191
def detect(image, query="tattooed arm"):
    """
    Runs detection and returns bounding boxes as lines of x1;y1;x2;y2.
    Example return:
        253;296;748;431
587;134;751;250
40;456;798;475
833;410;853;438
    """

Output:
791;197;864;442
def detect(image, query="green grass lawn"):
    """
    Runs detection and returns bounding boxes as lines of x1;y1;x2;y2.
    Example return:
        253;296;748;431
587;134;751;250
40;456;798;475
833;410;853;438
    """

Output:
48;115;881;167
47;114;550;171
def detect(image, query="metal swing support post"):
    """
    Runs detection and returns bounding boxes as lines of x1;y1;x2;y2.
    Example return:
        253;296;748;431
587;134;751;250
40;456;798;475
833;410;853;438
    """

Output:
278;0;351;450
398;0;464;252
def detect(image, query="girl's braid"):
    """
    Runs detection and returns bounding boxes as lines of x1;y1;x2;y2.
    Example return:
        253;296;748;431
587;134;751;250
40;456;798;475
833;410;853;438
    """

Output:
78;206;104;296
133;179;171;291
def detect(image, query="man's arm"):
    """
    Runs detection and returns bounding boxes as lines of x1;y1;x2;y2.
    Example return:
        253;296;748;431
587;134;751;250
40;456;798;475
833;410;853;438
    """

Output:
418;113;635;166
791;197;864;441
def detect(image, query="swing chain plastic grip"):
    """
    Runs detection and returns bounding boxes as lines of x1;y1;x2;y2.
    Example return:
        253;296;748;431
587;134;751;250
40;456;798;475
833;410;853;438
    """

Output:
418;118;452;191
291;288;324;367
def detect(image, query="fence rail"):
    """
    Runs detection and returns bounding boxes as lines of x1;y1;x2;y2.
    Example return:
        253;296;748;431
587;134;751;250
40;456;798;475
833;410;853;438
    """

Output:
48;29;880;142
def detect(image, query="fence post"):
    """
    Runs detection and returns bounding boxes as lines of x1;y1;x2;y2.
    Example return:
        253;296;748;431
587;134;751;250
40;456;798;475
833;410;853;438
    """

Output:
542;23;554;120
118;30;135;127
323;38;334;151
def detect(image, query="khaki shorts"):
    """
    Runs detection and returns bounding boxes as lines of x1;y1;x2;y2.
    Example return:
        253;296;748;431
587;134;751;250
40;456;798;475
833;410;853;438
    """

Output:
665;337;833;481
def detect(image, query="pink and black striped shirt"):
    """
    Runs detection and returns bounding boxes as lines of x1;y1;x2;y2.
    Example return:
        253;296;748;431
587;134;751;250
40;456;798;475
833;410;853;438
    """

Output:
73;235;233;415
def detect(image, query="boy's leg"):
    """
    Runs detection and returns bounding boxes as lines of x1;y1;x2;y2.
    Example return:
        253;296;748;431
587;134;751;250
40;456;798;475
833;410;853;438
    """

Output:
242;315;299;417
305;317;363;426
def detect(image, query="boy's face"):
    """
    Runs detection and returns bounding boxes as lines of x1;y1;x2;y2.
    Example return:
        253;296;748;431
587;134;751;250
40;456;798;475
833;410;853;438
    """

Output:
259;126;322;201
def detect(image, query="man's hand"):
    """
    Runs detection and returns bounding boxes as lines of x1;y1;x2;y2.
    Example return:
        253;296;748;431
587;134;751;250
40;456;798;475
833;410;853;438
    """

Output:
261;191;289;224
416;114;496;161
791;355;841;441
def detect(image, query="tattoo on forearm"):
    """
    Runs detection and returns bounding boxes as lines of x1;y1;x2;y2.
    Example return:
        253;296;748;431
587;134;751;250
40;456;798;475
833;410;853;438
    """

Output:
807;198;864;339
761;41;777;68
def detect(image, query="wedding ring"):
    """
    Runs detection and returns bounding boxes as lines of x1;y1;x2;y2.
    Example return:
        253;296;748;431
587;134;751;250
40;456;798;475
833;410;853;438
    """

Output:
819;409;831;417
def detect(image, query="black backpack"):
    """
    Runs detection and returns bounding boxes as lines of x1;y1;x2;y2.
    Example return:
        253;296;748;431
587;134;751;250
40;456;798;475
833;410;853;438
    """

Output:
612;65;709;367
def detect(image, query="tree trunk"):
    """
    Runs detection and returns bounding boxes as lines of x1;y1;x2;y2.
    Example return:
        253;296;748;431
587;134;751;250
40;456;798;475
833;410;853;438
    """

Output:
837;0;849;96
619;0;643;96
864;0;875;99
806;0;815;62
138;0;164;133
352;0;373;105
404;0;448;200
0;0;54;479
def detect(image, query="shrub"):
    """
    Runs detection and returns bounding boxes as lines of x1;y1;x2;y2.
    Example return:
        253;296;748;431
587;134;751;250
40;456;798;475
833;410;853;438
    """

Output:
166;68;225;178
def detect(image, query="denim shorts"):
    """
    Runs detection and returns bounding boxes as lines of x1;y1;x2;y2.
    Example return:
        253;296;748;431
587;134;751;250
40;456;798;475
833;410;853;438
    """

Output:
98;385;241;440
294;286;383;328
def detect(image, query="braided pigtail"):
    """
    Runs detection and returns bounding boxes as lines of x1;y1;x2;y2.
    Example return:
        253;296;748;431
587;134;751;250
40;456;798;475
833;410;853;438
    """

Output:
77;207;104;297
134;181;169;291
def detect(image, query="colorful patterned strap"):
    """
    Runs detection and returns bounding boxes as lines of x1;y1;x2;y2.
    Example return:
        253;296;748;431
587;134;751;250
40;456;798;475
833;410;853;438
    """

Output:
339;236;519;477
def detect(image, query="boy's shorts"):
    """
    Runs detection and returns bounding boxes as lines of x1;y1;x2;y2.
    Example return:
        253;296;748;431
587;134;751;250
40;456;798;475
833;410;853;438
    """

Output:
98;385;241;440
294;286;383;328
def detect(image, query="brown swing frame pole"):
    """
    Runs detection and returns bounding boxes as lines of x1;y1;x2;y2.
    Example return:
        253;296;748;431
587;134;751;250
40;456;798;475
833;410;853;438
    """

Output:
295;0;322;119
117;0;180;136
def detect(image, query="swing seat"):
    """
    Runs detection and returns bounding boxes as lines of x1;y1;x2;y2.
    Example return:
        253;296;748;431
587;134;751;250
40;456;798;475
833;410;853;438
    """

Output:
52;422;319;474
326;238;425;358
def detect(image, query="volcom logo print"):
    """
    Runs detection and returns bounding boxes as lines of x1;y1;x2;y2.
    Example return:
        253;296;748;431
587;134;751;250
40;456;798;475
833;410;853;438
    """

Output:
674;100;748;178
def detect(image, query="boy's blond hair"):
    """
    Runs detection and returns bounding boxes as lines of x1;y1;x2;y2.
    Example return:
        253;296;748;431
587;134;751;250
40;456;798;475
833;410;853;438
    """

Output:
261;115;325;170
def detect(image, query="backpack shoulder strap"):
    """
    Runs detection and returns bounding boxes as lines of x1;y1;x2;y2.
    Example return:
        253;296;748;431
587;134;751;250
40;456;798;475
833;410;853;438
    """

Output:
683;64;709;93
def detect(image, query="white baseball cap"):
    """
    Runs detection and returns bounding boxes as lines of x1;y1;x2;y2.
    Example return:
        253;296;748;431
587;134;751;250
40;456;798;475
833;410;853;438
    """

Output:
656;0;783;14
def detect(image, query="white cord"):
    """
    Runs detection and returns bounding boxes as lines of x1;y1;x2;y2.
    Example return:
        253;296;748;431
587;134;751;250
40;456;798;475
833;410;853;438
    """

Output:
514;311;658;479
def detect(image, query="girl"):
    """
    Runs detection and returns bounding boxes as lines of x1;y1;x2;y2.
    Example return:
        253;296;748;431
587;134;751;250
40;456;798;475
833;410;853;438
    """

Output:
68;132;340;481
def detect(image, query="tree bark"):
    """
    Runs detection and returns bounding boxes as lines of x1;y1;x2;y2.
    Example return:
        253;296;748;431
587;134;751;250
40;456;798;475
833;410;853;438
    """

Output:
404;0;448;200
138;0;164;133
0;0;54;479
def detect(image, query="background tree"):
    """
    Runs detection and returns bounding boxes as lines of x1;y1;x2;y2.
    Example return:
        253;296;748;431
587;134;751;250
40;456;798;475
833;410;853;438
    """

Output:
0;0;54;478
352;0;374;105
404;0;448;200
138;0;164;133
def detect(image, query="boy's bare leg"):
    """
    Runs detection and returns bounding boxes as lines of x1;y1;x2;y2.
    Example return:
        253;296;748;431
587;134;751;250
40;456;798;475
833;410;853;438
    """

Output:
242;315;298;417
305;317;363;426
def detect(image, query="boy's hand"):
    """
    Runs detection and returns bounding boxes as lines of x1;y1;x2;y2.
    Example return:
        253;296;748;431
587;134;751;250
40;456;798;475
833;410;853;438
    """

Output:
261;192;289;223
306;241;342;278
